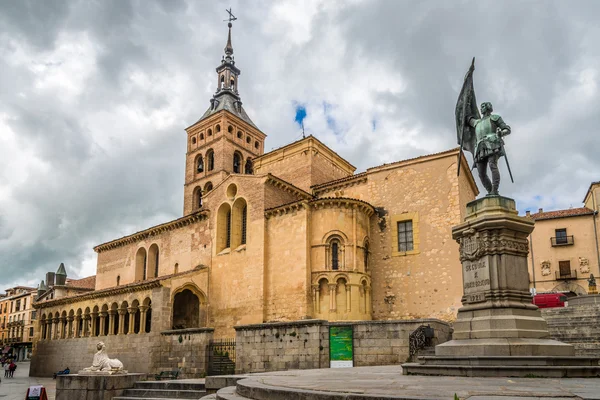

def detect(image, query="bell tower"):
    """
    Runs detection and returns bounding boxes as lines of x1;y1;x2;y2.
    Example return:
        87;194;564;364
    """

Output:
183;17;267;216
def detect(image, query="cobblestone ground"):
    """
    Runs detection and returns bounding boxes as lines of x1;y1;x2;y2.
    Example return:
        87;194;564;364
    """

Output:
0;362;56;400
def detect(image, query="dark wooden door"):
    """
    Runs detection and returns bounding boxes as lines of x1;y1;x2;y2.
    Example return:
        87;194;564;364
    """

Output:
559;261;571;276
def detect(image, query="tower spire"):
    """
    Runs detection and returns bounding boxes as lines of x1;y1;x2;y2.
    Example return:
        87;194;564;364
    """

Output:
224;22;233;57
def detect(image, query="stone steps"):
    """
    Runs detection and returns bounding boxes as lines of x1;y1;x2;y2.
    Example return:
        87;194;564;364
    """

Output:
113;380;206;400
216;386;249;400
416;356;600;366
402;363;600;378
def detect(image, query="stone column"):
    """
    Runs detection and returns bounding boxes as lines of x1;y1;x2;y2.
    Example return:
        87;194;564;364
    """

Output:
312;284;319;315
365;286;372;316
45;320;51;340
329;284;337;312
108;310;116;336
127;307;136;335
66;316;74;338
83;315;90;337
74;316;81;338
138;306;149;334
99;312;107;336
346;285;352;312
53;318;59;339
118;309;127;335
90;313;98;337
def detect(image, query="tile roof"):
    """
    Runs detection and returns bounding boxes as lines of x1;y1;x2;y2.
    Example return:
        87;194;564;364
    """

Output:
66;276;96;290
528;207;595;221
193;91;258;129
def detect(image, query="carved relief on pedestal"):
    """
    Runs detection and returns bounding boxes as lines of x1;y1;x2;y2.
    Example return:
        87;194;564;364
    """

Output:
541;261;551;276
579;257;590;274
458;229;529;262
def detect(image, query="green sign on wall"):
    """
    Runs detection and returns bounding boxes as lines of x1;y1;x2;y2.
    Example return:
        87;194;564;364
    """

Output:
329;325;353;368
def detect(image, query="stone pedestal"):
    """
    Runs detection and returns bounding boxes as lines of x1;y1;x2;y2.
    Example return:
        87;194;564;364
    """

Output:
56;373;146;400
436;196;574;357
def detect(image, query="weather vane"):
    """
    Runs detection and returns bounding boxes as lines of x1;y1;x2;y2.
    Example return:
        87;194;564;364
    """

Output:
224;8;237;24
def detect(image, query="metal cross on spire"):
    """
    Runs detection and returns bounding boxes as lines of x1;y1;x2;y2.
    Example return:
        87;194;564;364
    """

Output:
224;8;237;24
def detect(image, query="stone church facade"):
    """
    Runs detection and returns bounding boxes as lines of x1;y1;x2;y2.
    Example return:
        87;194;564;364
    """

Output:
31;25;477;376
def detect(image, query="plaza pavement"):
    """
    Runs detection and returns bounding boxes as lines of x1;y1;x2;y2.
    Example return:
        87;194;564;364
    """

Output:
219;365;600;399
0;361;55;400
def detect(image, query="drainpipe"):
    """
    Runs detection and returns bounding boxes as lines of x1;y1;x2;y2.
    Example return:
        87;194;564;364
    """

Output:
593;191;600;277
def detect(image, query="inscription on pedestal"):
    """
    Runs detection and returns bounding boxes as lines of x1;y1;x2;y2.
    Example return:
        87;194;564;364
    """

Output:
463;259;490;303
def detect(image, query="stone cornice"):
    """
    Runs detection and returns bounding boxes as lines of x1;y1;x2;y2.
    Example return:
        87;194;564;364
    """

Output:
33;280;162;310
161;327;215;335
265;197;375;219
93;211;209;253
265;174;313;200
312;173;368;196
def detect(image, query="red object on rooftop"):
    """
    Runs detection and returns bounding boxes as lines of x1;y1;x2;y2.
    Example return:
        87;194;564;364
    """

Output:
532;293;568;308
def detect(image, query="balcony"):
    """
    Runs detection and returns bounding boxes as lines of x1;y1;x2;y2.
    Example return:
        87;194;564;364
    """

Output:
7;320;24;328
551;235;574;247
555;270;578;280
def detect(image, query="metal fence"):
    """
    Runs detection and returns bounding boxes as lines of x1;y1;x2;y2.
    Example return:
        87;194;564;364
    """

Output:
207;338;236;376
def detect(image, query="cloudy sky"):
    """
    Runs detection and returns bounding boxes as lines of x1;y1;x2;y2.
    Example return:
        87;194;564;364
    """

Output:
1;0;599;288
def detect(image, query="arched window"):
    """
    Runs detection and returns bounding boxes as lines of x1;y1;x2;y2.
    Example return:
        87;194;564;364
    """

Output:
216;124;221;133
331;241;339;270
116;275;120;286
237;131;242;139
207;129;212;137
217;203;232;252
245;158;253;174
206;150;215;171
246;136;251;144
364;241;369;272
196;155;204;173
204;182;213;193
241;205;247;245
220;75;225;88
200;133;204;140
174;263;179;274
228;125;233;133
172;289;200;329
254;141;259;149
148;244;159;279
195;187;203;209
233;152;241;173
191;137;196;144
230;77;235;90
135;248;147;281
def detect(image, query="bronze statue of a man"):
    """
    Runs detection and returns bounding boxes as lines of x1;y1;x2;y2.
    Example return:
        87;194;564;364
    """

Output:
467;102;511;195
456;59;513;196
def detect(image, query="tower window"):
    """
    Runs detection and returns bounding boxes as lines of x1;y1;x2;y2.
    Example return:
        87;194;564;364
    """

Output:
208;129;212;136
237;131;242;139
207;150;215;171
200;133;204;140
245;158;253;174
233;152;241;173
204;182;213;193
196;155;204;173
397;221;414;252
230;78;235;89
195;186;202;209
220;75;225;88
364;242;369;272
246;136;251;144
228;125;233;133
191;137;196;144
216;125;221;133
254;141;259;149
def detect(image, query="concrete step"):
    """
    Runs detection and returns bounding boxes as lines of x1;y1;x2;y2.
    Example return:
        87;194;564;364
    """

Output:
200;395;218;400
216;386;250;400
416;356;600;366
402;363;600;378
122;388;206;398
134;380;206;391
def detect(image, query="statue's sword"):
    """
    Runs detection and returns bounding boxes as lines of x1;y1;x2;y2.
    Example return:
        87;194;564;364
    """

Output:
499;133;514;183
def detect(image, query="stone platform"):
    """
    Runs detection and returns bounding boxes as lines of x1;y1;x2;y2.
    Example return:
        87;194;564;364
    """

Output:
203;365;600;400
56;372;147;400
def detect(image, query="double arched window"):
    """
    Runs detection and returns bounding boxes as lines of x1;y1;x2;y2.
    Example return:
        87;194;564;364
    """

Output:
233;152;242;173
217;196;248;252
196;155;204;173
245;158;253;174
325;235;345;271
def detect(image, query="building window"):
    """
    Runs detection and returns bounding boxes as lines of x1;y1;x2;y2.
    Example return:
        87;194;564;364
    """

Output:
555;228;567;245
116;275;120;286
226;210;232;248
241;206;247;245
217;203;232;252
364;242;369;272
23;299;26;309
559;260;571;277
331;241;339;270
29;327;33;337
397;221;414;252
191;137;196;144
237;131;242;139
233;152;241;173
206;150;215;171
200;133;204;140
246;136;251;144
228;125;233;133
245;158;253;174
254;141;259;149
31;311;36;320
204;182;213;193
216;124;221;133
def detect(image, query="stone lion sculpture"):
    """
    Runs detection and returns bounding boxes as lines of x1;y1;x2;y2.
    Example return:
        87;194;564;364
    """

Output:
82;342;125;373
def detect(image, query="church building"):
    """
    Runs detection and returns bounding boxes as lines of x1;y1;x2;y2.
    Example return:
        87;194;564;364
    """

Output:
31;23;477;376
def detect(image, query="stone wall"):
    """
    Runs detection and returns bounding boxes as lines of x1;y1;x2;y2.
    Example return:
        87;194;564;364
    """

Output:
31;328;213;378
234;319;451;374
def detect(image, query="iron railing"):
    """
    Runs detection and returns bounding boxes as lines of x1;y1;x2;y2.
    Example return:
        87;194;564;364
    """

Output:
556;270;578;280
207;338;236;376
551;236;574;246
409;325;434;358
